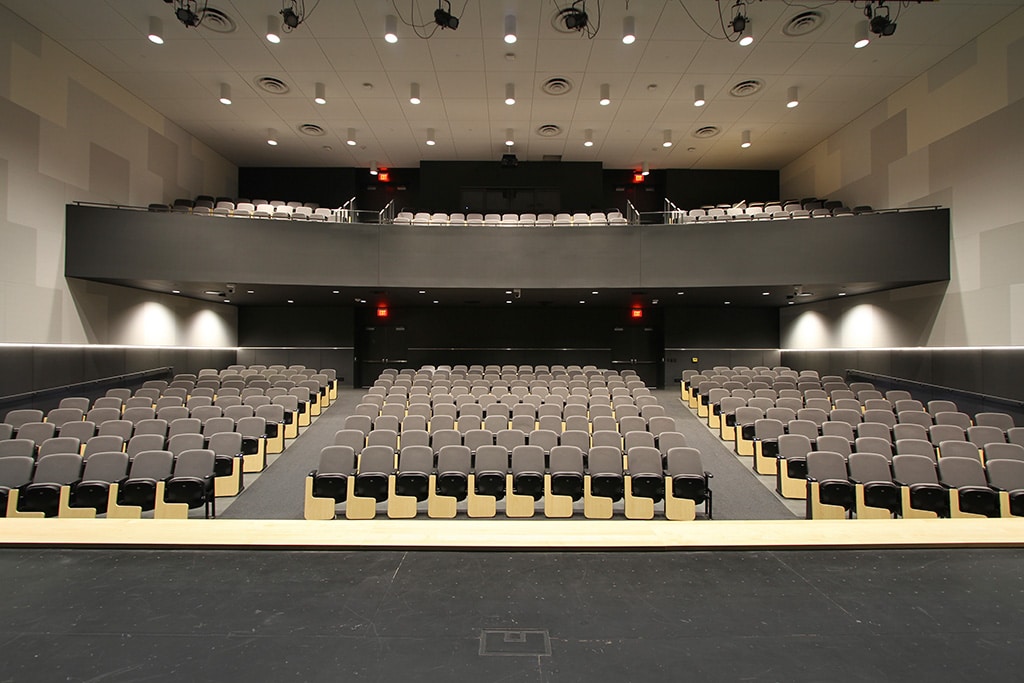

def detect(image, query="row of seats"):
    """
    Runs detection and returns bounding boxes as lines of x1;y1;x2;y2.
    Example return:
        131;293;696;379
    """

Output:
804;450;1024;520
151;200;335;221
0;448;216;519
305;443;710;521
392;212;628;227
335;423;686;458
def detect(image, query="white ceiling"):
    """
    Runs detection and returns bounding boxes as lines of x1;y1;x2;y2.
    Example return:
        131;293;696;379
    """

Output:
3;0;1020;171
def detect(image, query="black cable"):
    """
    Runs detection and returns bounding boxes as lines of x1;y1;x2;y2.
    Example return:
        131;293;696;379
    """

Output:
678;0;731;41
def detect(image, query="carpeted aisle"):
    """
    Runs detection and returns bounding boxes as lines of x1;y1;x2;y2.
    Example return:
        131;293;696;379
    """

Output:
655;390;797;520
218;389;365;519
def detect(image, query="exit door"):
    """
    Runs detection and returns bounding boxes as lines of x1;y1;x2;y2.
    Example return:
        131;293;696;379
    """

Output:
611;326;663;388
357;325;408;387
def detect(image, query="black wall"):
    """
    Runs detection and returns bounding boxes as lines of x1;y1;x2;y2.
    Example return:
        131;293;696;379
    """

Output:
0;346;236;413
664;169;780;209
238;167;357;209
663;307;781;386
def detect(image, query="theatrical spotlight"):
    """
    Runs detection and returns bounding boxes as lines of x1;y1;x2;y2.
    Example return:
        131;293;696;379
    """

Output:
434;0;460;30
173;0;201;28
869;3;897;37
563;1;589;31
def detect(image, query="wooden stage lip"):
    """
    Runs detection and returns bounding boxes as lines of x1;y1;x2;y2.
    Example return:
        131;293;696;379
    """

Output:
1;518;1023;551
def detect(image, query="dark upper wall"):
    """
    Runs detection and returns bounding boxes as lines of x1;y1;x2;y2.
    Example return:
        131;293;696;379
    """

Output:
664;169;780;209
238;167;357;209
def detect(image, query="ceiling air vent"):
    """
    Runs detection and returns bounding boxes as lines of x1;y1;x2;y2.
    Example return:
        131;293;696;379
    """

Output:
540;77;574;96
783;11;826;37
729;79;764;98
692;126;721;139
198;7;237;34
536;124;562;137
298;123;325;137
542;155;562;162
254;76;290;95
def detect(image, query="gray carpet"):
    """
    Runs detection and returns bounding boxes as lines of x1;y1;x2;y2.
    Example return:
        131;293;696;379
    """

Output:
218;389;365;519
655;389;798;520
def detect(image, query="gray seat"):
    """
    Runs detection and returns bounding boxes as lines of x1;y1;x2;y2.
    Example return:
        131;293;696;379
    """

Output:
164;449;216;518
18;453;83;516
395;446;434;502
83;435;124;458
309;446;356;505
0;456;35;515
510;445;546;501
548;445;585;501
983;442;1024;463
892;454;948;517
5;409;43;432
473;445;508;499
848;452;900;516
353;446;395;503
807;450;854;516
986;459;1024;516
127;433;167;458
938;456;999;517
665;447;713;517
625;446;664;503
71;451;130;514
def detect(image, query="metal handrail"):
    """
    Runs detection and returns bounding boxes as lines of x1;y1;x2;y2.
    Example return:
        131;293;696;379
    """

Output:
379;199;396;224
663;198;683;224
625;200;640;225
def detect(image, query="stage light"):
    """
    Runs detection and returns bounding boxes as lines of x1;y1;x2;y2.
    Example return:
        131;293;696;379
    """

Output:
175;1;200;28
870;6;896;36
694;84;706;107
434;1;459;30
266;15;281;43
622;16;636;44
854;20;871;48
147;17;164;44
384;14;398;43
281;6;300;29
504;14;517;44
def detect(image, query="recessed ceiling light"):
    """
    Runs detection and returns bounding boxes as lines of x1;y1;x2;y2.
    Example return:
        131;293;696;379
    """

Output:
333;290;340;294
579;300;586;304
204;290;220;295
419;290;426;294
762;291;770;296
592;291;599;295
247;290;254;294
676;291;685;295
506;300;512;304
224;299;230;303
788;301;794;305
505;290;513;294
838;292;847;297
651;299;659;305
724;301;731;305
171;289;180;294
433;300;439;304
287;299;294;304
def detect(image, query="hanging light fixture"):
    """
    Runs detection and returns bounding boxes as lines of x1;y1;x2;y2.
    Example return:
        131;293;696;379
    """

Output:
370;161;378;176
147;17;164;45
662;130;673;148
314;82;326;105
505;128;515;146
741;130;752;148
599;83;611;106
693;84;706;107
218;83;232;105
641;161;650;176
583;129;594;147
622;16;636;44
786;86;799;108
505;83;516;105
409;82;421;104
739;23;754;46
854;20;871;48
266;15;281;43
266;128;278;146
346;128;357;146
426;128;436;146
504;14;517;44
384;14;398;43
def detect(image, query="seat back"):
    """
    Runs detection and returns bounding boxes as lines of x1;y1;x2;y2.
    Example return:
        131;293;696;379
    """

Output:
938;456;988;488
892;454;939;485
0;455;34;488
32;453;82;485
807;450;849;482
848;452;894;484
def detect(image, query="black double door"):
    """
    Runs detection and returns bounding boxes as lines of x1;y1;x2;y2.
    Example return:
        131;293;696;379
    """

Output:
611;325;663;388
357;325;408;387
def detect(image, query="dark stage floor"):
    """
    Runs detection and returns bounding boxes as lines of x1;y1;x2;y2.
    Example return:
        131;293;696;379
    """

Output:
2;547;1022;681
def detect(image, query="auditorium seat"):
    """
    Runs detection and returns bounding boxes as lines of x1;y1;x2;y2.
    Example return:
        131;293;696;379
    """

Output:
17;453;83;517
535;213;554;226
469;445;508;517
892;454;948;518
848;452;900;518
986;458;1024;516
806;450;854;519
939;456;999;518
664;447;712;520
483;213;501;227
